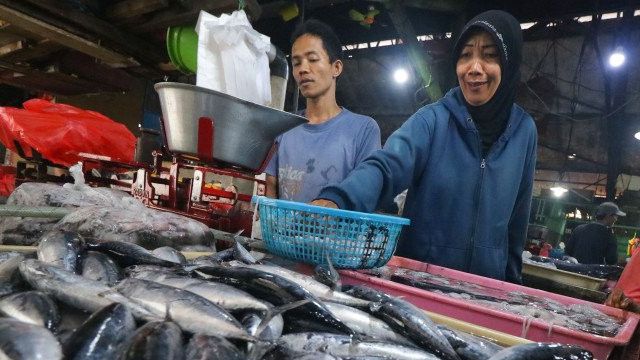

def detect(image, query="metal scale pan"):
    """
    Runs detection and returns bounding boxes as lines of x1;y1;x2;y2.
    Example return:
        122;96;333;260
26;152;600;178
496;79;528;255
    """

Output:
155;82;306;172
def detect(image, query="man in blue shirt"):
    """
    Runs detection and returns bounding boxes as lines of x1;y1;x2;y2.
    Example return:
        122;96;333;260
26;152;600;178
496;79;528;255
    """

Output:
265;19;381;203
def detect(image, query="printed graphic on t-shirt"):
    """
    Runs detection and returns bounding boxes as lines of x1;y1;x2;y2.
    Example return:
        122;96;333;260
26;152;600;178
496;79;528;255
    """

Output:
278;165;305;199
306;159;316;173
320;165;337;181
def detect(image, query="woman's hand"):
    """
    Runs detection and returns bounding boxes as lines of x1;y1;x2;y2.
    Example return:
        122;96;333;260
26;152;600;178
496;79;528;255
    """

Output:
605;289;637;311
310;199;339;209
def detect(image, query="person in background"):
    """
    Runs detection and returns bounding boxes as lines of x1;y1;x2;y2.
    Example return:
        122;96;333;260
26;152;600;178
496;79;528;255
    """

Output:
565;202;624;265
312;10;537;284
265;19;381;202
606;246;640;313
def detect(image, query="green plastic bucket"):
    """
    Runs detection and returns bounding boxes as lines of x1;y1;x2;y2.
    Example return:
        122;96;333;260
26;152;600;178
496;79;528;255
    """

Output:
166;26;198;74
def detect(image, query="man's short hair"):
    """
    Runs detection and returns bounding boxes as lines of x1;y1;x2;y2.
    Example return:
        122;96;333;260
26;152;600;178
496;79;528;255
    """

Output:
291;19;343;63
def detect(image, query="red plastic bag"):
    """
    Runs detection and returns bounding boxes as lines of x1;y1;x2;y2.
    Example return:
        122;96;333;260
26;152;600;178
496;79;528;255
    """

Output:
0;166;15;197
0;99;136;167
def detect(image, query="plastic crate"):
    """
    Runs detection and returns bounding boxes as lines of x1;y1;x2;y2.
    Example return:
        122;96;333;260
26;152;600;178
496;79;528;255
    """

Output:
340;257;640;359
253;196;410;269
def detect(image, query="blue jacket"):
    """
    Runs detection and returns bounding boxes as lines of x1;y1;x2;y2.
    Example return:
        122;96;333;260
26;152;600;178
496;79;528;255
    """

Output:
318;87;537;282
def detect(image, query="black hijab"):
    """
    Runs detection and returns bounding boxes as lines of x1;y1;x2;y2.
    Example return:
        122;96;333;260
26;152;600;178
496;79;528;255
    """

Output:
453;10;523;156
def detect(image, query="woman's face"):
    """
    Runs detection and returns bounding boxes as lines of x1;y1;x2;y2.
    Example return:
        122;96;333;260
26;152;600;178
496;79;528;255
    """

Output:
456;31;501;106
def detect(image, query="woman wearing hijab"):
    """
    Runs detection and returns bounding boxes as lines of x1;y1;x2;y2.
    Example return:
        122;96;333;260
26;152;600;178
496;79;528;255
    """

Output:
312;10;537;283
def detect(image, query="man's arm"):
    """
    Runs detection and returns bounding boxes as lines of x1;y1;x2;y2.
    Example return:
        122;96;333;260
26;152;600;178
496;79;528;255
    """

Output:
266;175;277;198
264;138;280;199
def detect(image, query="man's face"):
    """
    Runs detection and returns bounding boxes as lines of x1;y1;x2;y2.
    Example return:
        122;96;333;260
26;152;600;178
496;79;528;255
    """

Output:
291;34;342;99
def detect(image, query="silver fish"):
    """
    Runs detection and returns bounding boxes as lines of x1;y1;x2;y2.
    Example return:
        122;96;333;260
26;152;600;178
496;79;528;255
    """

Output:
36;230;84;272
0;251;22;262
277;332;439;360
233;263;369;307
18;259;157;321
115;278;253;340
0;290;59;330
185;334;244;360
85;241;176;267
487;343;593;360
347;285;460;360
262;349;341;360
233;230;258;264
437;324;503;360
129;269;270;312
324;302;413;346
314;252;342;291
62;303;135;360
80;251;122;286
0;318;63;360
152;246;186;264
120;321;183;360
242;312;284;341
0;254;24;296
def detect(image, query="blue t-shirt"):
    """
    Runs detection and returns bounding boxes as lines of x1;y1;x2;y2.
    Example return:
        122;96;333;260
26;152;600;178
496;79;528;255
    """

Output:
266;108;381;202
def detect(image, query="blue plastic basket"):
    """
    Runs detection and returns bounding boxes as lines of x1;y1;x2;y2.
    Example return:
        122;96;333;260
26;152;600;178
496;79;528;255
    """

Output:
253;196;410;269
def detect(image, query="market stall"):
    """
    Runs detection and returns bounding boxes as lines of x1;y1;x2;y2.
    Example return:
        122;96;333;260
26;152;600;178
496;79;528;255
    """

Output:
0;1;638;359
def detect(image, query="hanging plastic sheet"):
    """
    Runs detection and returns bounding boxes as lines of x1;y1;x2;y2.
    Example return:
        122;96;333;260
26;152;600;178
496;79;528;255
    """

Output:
0;99;136;167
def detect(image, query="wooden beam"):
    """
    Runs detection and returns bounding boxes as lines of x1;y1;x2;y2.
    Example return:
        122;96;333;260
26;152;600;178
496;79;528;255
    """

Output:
130;0;262;33
105;0;169;21
0;21;45;41
0;39;63;63
0;3;138;67
373;0;466;12
0;31;23;47
16;0;165;64
0;41;23;57
260;0;464;19
0;71;93;95
0;60;123;94
56;52;135;91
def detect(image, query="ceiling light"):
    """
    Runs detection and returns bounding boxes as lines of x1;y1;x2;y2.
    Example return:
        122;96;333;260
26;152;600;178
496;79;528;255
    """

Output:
609;46;625;68
567;153;576;159
393;68;409;84
550;186;568;197
635;131;640;140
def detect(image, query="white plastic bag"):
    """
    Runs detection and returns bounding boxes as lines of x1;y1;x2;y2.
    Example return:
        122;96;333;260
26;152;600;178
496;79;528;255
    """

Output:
394;189;408;215
196;10;272;106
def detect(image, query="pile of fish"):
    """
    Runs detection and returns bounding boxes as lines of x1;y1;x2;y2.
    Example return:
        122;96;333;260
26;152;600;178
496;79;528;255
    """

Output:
0;181;215;248
363;266;623;337
0;230;594;359
526;256;624;280
0;182;131;245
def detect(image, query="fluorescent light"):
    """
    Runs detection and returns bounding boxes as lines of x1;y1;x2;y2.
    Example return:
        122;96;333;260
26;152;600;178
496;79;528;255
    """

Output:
635;131;640;140
609;47;626;68
393;68;409;84
550;186;568;197
520;22;536;29
568;153;576;159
